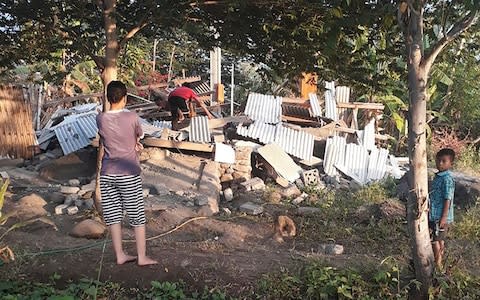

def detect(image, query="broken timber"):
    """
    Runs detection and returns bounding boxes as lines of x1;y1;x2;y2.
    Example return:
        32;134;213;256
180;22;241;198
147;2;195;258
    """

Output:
143;137;214;152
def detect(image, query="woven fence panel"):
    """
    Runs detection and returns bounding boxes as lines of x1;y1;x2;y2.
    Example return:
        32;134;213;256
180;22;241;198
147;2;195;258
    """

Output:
0;85;36;159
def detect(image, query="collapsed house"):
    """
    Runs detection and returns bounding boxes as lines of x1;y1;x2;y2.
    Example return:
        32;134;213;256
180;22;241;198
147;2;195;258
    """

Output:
0;77;408;217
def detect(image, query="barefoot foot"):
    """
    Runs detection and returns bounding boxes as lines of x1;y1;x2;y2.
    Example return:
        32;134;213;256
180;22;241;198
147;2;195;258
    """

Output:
137;256;158;266
116;254;137;265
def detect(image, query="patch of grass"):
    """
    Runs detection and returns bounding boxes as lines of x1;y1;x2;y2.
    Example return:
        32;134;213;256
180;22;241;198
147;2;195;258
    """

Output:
455;145;480;176
257;261;409;300
0;278;232;300
452;200;480;241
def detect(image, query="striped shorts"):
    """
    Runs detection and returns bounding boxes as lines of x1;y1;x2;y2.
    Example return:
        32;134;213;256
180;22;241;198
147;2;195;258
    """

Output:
99;174;146;227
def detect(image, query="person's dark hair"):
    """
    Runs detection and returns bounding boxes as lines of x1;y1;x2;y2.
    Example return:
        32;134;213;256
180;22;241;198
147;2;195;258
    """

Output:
436;148;455;161
182;82;192;88
106;81;127;104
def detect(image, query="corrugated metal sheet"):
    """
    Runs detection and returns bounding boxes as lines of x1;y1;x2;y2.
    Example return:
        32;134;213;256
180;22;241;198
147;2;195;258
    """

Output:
75;113;98;138
152;120;172;129
54;121;92;155
362;118;375;150
244;93;282;124
336;86;350;120
323;136;346;176
367;148;389;181
192;81;212;95
189;116;211;143
342;143;369;184
309;93;322;117
324;81;337;121
274;126;314;161
282;104;311;118
236;122;277;144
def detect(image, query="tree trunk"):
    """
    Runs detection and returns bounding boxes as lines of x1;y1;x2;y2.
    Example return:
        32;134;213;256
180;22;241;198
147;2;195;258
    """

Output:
405;5;434;299
94;0;119;214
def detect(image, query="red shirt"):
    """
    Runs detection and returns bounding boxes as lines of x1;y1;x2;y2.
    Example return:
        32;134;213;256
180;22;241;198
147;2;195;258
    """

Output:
168;87;198;101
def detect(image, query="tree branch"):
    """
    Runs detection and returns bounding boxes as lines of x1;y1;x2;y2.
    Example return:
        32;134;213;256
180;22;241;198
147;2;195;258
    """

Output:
118;13;150;51
422;10;478;72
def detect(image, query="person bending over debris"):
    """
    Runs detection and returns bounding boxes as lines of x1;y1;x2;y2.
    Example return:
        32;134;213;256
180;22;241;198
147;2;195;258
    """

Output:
96;80;157;266
167;82;214;122
429;148;455;269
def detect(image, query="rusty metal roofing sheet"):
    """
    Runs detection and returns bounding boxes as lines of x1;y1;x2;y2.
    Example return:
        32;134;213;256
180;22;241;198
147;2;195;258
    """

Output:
309;93;322;117
54;121;92;155
274;126;314;161
189;116;211;143
244;93;282;124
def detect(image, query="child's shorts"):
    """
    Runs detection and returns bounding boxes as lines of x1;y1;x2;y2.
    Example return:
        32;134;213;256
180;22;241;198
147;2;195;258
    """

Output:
100;174;146;226
429;221;449;242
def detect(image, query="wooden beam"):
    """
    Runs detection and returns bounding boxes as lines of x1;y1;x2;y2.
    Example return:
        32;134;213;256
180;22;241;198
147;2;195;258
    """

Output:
282;115;322;125
43;93;103;107
208;115;249;128
333;127;392;141
336;102;384;110
143;138;214;152
282;96;308;105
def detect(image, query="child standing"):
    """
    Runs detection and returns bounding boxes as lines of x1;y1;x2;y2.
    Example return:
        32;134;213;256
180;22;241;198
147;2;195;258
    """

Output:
429;148;455;268
96;81;157;266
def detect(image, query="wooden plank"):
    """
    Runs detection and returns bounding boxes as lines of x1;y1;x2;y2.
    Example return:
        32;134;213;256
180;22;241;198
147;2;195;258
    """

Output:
336;102;384;110
43;93;102;107
143;137;214;152
208;115;249;128
333;127;392;141
282;96;308;105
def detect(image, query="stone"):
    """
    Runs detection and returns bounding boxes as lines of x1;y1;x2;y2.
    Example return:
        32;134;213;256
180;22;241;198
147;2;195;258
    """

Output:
80;181;96;193
175;190;185;196
55;204;69;215
232;172;248;181
296;206;321;216
222;207;232;215
292;192;308;205
225;167;235;174
81;191;93;199
223;188;234;202
66;206;79;215
280;184;301;198
295;179;305;190
0;171;9;179
267;191;282;204
239;202;264;215
240;177;265;191
233;165;252;173
220;174;234;182
197;196;219;216
48;192;65;204
194;195;209;206
68;179;81;187
70;219;106;239
60;186;80;194
142;188;150;198
16;194;48;219
319;244;344;255
74;198;84;208
84;199;94;209
64;194;79;206
237;160;251;166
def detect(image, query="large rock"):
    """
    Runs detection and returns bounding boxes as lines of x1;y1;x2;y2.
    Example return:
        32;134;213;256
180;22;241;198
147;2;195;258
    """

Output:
15;193;48;220
70;219;107;239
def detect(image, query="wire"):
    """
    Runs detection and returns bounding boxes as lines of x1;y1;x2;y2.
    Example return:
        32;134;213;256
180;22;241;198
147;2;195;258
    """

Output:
19;216;208;258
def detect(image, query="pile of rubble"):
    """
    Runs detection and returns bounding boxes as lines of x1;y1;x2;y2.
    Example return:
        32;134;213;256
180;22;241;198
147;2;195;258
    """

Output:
54;179;96;215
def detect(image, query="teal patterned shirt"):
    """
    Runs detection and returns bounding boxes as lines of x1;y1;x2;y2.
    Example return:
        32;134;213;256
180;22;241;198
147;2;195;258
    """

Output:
429;170;455;223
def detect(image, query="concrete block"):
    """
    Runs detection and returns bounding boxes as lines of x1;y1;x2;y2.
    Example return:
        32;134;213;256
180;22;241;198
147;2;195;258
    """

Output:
239;202;264;215
55;204;69;215
302;169;320;186
66;206;79;215
60;186;80;194
220;174;234;182
240;177;265;191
